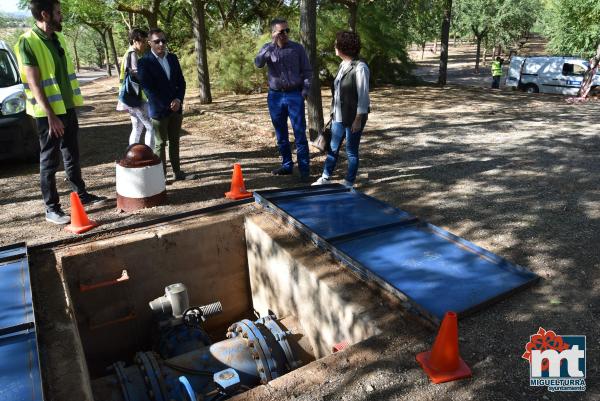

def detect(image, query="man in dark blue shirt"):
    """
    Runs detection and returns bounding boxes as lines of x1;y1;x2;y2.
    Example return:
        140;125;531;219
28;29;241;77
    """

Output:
255;18;312;182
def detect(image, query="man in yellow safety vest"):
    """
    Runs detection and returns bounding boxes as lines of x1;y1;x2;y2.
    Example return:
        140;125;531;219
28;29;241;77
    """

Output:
491;56;504;89
14;0;106;225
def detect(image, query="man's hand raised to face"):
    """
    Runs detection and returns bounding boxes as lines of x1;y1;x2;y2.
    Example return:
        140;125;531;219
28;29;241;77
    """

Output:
271;24;289;48
271;31;285;48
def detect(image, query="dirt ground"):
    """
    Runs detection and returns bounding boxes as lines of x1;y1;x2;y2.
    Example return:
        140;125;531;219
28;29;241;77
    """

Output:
1;43;599;399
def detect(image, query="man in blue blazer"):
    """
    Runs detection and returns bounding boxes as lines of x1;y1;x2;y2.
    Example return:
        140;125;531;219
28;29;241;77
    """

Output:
138;28;191;181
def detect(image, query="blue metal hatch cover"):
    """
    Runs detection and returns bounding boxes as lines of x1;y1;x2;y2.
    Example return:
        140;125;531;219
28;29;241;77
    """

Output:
254;185;539;324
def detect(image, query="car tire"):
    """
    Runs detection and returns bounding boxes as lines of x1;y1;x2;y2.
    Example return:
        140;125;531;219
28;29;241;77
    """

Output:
589;85;600;96
524;84;539;94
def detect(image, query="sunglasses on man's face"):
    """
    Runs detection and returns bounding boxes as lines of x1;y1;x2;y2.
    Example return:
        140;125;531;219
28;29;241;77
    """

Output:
151;39;167;44
276;28;290;35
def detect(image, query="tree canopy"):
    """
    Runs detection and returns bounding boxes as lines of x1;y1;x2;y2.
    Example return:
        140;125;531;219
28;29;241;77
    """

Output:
542;0;600;56
9;0;599;96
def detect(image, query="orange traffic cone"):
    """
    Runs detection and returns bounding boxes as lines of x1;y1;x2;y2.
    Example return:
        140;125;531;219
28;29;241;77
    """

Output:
65;192;100;234
225;163;253;200
416;311;472;384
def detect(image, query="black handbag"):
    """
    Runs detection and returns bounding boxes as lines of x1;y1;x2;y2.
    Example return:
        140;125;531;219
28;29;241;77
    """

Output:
311;118;332;153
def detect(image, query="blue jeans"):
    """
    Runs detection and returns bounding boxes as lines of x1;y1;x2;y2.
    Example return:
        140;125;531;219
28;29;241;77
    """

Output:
323;121;362;184
267;90;309;175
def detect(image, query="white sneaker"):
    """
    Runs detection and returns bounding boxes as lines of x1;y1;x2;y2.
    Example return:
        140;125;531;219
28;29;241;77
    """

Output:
45;209;70;225
311;176;331;186
342;180;354;189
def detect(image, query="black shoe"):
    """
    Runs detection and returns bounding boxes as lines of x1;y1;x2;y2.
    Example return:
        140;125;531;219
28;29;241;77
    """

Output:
80;193;108;206
45;209;70;225
299;174;311;183
272;167;292;176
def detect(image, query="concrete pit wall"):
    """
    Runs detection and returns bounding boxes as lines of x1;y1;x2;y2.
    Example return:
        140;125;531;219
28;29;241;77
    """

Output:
60;211;253;377
30;206;253;401
245;213;406;359
29;205;414;401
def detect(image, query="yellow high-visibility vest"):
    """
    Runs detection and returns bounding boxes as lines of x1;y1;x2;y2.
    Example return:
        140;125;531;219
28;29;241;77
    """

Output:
491;60;503;77
14;30;83;117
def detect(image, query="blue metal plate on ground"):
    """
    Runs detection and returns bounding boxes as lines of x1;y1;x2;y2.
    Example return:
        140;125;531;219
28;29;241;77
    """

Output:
334;222;537;321
0;332;43;401
0;244;43;401
0;257;34;331
254;185;539;324
270;190;414;240
0;243;27;260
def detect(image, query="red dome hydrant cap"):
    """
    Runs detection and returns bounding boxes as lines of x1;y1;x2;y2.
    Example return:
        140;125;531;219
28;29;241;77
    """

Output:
118;144;161;167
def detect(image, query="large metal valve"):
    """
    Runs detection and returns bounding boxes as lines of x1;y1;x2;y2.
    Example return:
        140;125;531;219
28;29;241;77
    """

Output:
92;284;306;401
94;314;303;401
149;283;222;358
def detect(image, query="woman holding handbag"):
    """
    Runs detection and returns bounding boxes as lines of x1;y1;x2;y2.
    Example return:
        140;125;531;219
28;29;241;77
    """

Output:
117;28;155;148
312;31;370;189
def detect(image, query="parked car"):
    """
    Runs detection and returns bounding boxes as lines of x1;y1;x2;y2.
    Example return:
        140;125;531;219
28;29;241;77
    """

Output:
0;40;38;161
505;55;600;95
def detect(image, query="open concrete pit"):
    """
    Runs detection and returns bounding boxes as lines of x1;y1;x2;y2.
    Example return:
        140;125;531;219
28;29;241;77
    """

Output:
28;202;425;401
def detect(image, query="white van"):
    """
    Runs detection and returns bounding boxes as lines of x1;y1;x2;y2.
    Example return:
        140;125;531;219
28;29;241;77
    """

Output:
505;56;600;95
0;40;37;161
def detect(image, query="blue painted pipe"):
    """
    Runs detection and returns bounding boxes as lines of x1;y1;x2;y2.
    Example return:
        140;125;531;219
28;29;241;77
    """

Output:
96;315;301;401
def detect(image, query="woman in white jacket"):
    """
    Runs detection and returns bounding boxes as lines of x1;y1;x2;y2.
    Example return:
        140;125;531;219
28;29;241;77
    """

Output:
313;31;370;189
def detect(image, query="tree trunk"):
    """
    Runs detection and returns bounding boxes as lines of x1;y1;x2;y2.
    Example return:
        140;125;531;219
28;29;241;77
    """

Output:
483;37;488;66
348;2;358;32
107;27;120;75
73;41;80;73
437;0;452;86
146;14;158;29
192;0;212;104
475;36;482;73
421;43;425;60
300;0;323;141
99;30;111;76
73;28;81;72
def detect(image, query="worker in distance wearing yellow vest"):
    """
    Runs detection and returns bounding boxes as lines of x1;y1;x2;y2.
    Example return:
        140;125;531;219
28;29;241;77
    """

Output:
491;56;504;89
15;0;106;225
